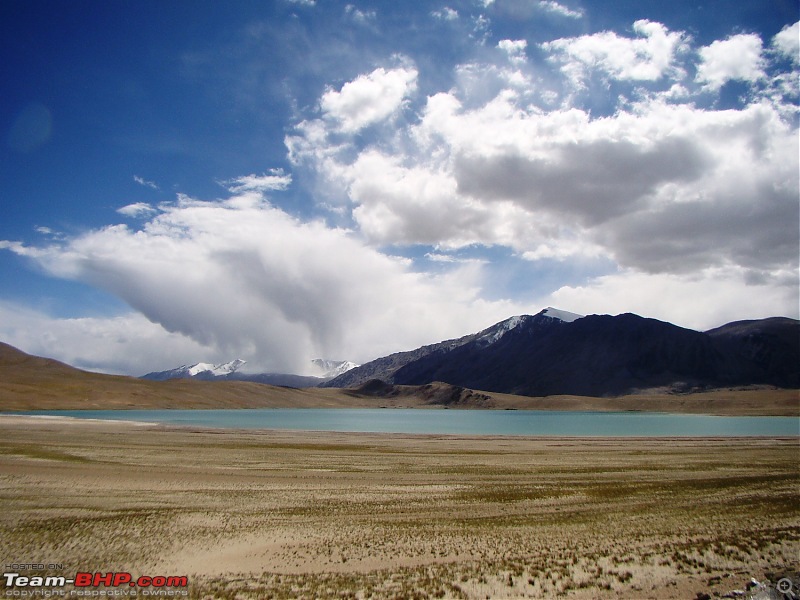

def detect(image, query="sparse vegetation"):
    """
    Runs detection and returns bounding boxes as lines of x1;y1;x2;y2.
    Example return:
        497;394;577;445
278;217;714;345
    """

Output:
0;418;797;599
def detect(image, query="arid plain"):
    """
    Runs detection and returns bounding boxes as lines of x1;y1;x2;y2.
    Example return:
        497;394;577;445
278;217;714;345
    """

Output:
0;416;798;600
2;341;799;598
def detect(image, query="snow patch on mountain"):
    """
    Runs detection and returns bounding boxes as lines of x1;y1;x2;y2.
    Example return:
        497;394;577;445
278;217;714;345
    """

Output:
186;359;246;377
539;307;584;322
311;359;360;379
476;315;528;345
475;308;584;346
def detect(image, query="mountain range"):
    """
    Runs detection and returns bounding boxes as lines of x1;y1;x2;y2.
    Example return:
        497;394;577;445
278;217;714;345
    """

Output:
142;307;799;397
142;358;359;387
1;304;798;413
322;308;800;396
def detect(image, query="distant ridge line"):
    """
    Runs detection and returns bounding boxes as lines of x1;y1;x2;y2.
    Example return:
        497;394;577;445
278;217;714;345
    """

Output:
322;309;800;396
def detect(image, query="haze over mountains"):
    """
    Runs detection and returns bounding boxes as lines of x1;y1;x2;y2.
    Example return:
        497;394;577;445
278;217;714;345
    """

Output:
142;358;359;387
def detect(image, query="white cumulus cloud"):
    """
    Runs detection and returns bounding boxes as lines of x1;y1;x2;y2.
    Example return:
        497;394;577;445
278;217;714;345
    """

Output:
772;21;799;63
543;20;689;84
696;33;766;90
498;39;528;64
319;65;418;133
118;202;158;218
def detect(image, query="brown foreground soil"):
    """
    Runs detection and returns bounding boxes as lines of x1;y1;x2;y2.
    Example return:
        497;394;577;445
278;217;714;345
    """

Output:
0;417;798;599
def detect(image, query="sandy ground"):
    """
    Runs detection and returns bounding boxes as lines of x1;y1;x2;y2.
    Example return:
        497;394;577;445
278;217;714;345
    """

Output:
0;416;798;599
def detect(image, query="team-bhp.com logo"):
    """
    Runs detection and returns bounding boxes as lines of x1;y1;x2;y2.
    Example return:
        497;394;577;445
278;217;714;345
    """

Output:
3;572;188;597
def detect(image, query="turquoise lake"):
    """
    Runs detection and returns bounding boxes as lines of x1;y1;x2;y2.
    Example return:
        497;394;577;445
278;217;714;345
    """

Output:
11;408;800;437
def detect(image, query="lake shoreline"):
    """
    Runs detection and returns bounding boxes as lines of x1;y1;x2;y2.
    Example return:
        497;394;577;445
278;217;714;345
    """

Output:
0;413;798;440
3;407;797;437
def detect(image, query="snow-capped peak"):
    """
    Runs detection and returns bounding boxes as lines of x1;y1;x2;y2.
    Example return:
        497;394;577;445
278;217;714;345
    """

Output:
538;307;584;323
475;309;584;346
311;359;360;379
187;359;246;377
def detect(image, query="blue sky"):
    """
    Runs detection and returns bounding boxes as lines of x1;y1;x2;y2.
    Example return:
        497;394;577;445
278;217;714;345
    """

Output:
1;0;798;375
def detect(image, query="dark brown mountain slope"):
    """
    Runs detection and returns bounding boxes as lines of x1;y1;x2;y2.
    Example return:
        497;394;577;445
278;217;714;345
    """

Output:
327;311;800;396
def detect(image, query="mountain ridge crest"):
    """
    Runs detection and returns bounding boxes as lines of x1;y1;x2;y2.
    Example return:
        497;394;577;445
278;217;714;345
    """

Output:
322;309;799;395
